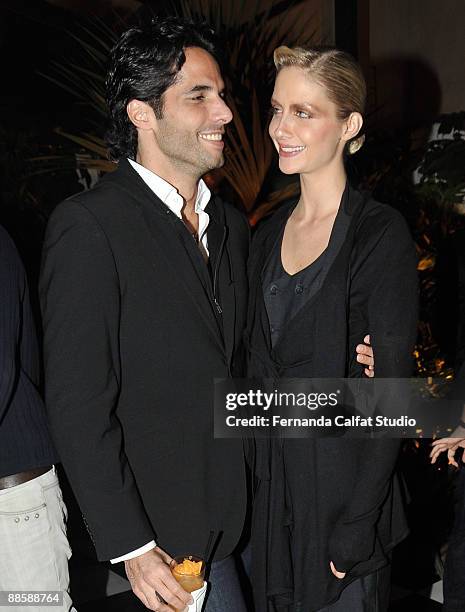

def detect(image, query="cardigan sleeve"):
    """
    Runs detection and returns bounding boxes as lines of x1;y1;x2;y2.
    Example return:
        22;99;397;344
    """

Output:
329;208;418;572
348;209;419;378
40;201;155;561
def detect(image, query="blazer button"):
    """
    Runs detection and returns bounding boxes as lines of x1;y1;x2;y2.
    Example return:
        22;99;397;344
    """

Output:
270;284;278;295
295;284;304;295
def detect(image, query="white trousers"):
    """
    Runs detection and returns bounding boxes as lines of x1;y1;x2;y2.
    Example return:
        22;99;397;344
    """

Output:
0;467;76;611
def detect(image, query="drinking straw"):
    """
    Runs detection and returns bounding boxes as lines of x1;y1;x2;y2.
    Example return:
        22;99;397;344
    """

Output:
203;530;215;564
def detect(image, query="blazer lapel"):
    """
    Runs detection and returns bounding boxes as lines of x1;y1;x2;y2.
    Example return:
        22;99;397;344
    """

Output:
207;198;236;368
110;160;225;353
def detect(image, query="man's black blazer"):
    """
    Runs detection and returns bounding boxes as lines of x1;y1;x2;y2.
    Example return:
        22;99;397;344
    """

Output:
40;159;249;562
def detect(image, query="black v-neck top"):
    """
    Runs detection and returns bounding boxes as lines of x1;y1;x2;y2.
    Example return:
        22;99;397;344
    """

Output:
262;191;348;348
263;235;326;347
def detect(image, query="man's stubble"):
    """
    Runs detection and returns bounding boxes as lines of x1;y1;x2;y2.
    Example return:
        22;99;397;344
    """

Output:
156;117;225;180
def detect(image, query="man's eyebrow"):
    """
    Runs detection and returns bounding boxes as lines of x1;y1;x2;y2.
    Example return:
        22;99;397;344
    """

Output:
184;84;213;94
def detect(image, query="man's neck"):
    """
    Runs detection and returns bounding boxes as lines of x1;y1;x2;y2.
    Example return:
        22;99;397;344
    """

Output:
135;151;200;212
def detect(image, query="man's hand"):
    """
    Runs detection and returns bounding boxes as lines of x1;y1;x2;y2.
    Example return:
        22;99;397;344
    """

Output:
330;561;346;579
356;334;374;378
125;546;193;611
430;427;465;468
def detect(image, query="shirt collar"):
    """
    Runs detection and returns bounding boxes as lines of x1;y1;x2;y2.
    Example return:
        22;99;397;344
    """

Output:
127;158;211;219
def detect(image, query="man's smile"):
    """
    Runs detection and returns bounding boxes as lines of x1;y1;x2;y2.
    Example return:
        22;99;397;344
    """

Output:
198;131;225;147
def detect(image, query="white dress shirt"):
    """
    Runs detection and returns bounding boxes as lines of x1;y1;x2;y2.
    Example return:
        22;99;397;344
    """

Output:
128;158;211;254
110;159;212;564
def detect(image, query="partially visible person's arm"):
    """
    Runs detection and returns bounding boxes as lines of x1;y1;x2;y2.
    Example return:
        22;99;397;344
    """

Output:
0;228;22;424
430;362;465;467
430;425;465;467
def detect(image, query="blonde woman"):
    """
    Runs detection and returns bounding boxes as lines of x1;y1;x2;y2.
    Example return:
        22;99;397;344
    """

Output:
246;47;418;611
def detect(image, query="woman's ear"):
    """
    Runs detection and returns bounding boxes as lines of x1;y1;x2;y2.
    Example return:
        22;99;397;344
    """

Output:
342;112;363;144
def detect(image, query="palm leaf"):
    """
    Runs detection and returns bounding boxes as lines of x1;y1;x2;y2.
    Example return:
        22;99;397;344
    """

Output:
55;128;108;157
38;0;318;220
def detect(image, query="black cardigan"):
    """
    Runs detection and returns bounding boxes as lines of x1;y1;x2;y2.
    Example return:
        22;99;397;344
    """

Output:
246;185;418;611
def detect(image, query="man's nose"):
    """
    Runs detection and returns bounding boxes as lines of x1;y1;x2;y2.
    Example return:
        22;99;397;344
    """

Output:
213;97;233;125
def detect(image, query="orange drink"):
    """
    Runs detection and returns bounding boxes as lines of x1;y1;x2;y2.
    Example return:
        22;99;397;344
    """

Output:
170;555;205;593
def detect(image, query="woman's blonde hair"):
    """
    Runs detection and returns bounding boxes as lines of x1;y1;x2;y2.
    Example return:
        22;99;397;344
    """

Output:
273;46;367;154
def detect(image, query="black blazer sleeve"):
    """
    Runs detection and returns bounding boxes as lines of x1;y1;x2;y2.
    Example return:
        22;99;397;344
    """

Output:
40;201;155;560
329;209;418;572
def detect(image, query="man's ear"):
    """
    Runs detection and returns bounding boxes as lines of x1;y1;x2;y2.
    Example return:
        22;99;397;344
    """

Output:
341;112;363;144
126;99;154;131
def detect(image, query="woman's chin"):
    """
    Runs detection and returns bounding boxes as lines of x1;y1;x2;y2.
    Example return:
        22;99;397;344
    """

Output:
278;160;300;175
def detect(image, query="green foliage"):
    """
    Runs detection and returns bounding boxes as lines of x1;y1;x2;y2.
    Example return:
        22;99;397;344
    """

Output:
416;112;465;207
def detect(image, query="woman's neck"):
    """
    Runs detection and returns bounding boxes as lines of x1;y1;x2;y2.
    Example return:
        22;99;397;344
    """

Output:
296;165;347;222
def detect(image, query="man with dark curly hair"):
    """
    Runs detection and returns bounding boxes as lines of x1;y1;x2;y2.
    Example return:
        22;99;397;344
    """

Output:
40;18;250;612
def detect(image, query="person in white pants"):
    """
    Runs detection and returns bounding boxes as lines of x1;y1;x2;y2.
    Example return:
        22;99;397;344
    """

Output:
0;225;75;611
0;468;76;612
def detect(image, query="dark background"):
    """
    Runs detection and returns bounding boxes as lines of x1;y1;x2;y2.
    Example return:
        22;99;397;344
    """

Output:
1;1;464;610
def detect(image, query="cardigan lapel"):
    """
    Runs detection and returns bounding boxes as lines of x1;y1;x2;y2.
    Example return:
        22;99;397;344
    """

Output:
247;185;368;371
277;184;368;373
247;202;296;357
108;160;225;354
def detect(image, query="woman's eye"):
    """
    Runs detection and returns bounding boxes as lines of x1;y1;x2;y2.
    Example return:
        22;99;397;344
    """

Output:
192;95;205;101
270;106;281;115
295;110;310;119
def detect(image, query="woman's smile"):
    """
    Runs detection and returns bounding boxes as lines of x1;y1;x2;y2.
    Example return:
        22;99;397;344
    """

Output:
278;144;307;157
